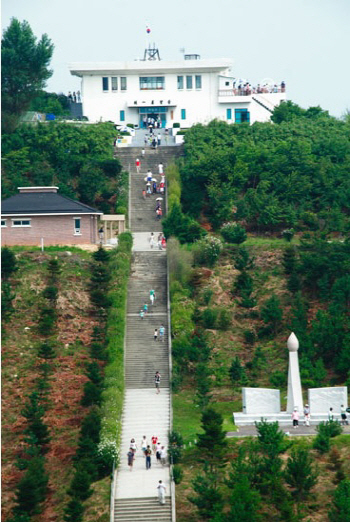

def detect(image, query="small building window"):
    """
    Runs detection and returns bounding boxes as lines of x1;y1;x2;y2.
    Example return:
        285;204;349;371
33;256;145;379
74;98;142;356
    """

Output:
102;77;109;91
226;108;232;120
225;81;230;86
120;110;125;122
12;219;31;227
181;109;186;120
111;77;118;91
74;218;81;235
186;76;193;89
139;77;165;90
195;75;202;89
1;219;7;227
120;77;127;91
177;76;184;89
235;109;250;124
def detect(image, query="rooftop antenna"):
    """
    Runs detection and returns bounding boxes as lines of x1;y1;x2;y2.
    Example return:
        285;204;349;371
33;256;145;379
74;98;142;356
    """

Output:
143;43;161;61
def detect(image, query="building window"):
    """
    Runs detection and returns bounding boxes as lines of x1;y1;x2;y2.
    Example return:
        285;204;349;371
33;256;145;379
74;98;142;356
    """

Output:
186;76;193;89
120;77;127;91
235;109;250;123
102;77;109;91
226;108;232;120
120;110;125;122
195;75;202;89
1;219;7;227
74;218;81;235
139;77;165;90
177;76;184;89
225;81;230;86
111;77;118;91
181;109;186;120
12;219;31;227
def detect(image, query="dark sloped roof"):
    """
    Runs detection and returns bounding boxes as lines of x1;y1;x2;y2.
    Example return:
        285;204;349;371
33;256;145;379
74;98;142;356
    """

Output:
1;192;102;215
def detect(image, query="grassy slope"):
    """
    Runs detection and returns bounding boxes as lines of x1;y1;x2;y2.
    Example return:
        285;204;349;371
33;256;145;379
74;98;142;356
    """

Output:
172;237;350;521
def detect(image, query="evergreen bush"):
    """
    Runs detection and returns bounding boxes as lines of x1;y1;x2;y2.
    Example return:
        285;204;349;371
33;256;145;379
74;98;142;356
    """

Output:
221;222;247;244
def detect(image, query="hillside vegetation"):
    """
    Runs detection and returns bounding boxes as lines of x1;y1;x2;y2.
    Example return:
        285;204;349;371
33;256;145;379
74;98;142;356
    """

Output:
167;105;350;521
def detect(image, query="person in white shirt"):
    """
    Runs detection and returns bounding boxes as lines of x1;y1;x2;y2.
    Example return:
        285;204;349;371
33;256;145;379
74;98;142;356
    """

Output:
157;480;166;504
158;162;163;175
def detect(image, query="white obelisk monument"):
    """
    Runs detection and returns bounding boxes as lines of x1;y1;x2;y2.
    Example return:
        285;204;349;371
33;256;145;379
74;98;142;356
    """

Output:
286;332;303;413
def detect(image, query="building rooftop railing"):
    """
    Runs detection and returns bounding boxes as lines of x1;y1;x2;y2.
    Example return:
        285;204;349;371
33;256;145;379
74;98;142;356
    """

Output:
219;83;286;97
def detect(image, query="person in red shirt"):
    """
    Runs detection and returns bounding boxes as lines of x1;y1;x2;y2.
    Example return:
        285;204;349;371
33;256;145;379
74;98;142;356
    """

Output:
135;158;141;173
151;435;158;453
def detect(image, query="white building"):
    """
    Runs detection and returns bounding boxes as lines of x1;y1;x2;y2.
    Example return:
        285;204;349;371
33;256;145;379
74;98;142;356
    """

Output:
69;49;286;128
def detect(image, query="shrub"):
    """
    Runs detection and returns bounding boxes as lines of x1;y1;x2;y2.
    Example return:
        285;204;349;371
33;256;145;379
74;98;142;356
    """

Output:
202;308;218;329
193;236;222;267
37;341;56;359
81;381;102;407
1;247;18;280
244;329;256;345
38;306;57;335
42;285;58;302
269;371;285;389
173;122;180;128
201;288;213;305
173;465;183;484
221;222;247;244
217;308;231;330
282;229;295;242
168;430;183;464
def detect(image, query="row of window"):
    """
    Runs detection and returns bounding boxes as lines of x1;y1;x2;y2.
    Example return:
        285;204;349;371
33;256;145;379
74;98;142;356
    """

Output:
103;76;127;92
177;75;202;90
1;218;82;234
117;108;248;123
102;75;202;92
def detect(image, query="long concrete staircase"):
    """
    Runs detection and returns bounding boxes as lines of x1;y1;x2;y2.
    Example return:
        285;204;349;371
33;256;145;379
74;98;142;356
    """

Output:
113;137;181;521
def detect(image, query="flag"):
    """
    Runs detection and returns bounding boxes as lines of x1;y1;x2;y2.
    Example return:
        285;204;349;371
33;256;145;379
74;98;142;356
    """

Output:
146;25;151;34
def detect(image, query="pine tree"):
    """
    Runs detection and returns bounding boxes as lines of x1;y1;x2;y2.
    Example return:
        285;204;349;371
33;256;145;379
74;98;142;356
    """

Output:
328;479;350;522
260;295;283;334
197;408;228;470
38;340;56;359
92;246;110;263
284;448;318;501
225;475;262;522
1;247;18;280
14;457;48;515
188;465;223;520
64;499;84;522
68;469;93;500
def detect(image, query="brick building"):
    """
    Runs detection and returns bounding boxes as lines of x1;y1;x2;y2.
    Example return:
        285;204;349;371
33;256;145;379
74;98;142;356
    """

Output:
1;187;102;247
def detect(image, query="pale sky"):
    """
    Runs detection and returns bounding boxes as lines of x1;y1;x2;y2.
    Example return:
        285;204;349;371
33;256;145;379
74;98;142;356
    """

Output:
2;0;350;117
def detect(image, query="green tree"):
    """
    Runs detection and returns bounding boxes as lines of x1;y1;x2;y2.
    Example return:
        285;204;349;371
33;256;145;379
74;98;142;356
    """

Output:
13;456;48;515
68;469;93;500
63;499;84;522
1;247;18;279
284;448;318;501
328;479;350;522
260;295;283;334
222;476;262;522
2;18;54;133
196;408;228;470
188;466;224;520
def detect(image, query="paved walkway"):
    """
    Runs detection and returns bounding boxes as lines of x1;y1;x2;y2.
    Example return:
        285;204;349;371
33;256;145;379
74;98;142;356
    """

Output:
131;128;176;148
113;152;172;520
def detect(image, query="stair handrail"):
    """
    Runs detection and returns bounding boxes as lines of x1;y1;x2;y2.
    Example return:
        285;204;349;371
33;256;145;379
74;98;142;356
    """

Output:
110;460;117;522
165;166;176;521
252;94;275;113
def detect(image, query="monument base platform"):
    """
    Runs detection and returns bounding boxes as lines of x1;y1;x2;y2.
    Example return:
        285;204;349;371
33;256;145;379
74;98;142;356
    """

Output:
233;412;334;426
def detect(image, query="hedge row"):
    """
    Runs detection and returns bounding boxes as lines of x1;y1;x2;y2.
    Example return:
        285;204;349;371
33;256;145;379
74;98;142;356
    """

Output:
99;232;133;466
